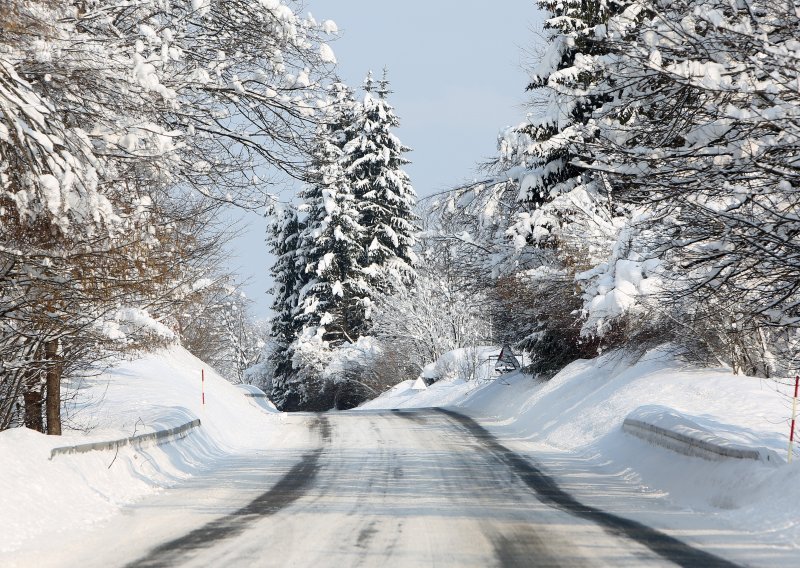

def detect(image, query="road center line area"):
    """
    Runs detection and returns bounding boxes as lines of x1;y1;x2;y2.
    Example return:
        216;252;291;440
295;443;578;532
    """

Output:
20;410;750;568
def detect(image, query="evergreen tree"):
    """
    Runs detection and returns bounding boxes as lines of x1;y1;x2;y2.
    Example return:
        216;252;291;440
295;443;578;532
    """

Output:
488;0;624;366
498;0;616;234
296;84;370;347
266;205;305;410
268;75;419;411
342;71;419;301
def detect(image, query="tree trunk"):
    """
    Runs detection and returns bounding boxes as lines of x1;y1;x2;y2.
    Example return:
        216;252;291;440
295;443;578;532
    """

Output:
45;339;62;435
23;377;44;432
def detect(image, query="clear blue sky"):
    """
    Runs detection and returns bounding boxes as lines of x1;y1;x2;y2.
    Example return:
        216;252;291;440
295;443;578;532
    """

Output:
228;1;542;319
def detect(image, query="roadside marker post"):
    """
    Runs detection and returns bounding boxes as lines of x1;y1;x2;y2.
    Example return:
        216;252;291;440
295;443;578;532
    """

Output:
789;375;799;463
202;369;206;407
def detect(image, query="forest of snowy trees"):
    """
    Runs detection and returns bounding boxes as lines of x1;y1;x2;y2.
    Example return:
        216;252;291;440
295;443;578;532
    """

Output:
433;0;800;379
1;0;799;426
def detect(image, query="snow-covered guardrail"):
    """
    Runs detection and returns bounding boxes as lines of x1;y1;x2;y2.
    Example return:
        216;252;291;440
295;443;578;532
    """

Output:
236;384;279;413
49;418;201;460
622;406;781;464
236;384;269;398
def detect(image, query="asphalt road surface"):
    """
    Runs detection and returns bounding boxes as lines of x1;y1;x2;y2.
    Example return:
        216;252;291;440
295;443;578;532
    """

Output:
30;409;744;567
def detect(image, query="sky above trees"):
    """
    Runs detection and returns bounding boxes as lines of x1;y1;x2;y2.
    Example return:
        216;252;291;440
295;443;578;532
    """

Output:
227;1;539;318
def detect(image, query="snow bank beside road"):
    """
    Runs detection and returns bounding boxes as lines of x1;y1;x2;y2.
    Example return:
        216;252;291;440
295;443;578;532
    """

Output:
421;345;500;383
360;346;503;410
66;346;274;449
237;384;279;413
361;375;480;409
377;347;790;469
0;346;277;555
364;347;800;557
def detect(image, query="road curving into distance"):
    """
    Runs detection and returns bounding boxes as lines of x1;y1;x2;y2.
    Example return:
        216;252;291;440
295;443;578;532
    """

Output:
32;409;746;568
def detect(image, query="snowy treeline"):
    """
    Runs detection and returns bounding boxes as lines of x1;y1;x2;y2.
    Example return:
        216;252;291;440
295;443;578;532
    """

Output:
0;0;336;432
431;0;800;376
267;73;421;410
6;0;795;425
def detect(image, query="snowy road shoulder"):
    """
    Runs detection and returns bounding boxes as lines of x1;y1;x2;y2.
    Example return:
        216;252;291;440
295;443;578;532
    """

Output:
49;416;201;460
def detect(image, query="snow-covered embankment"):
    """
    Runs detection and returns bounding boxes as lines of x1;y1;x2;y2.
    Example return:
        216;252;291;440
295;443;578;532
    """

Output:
0;346;276;554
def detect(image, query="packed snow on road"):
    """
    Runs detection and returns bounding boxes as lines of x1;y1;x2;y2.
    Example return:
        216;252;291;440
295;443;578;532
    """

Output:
2;345;800;566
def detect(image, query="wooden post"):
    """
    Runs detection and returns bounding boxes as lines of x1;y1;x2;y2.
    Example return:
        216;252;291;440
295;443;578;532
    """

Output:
789;375;799;463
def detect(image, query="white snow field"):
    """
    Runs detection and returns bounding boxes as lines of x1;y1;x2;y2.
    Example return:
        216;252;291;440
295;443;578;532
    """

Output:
2;345;799;566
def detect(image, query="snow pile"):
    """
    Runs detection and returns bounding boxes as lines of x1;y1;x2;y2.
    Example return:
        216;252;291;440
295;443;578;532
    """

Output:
624;405;783;464
97;307;176;343
0;346;278;554
236;384;279;413
323;336;383;383
360;377;474;410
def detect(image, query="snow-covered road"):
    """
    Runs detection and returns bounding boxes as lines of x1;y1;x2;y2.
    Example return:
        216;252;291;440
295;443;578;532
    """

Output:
18;409;742;568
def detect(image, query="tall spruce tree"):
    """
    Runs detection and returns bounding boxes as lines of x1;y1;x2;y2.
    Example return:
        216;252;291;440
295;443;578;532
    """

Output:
489;0;622;364
267;75;419;411
504;0;615;204
342;71;419;300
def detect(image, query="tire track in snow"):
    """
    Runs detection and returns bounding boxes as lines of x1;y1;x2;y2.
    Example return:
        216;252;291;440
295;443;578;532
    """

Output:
125;416;329;568
434;408;741;568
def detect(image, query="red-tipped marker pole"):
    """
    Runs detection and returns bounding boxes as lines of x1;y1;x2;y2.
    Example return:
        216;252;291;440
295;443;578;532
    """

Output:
789;375;799;463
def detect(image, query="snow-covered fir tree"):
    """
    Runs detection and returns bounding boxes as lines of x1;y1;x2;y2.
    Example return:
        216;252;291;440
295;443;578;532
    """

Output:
342;70;419;298
295;84;371;347
498;0;615;221
486;0;623;364
266;74;420;411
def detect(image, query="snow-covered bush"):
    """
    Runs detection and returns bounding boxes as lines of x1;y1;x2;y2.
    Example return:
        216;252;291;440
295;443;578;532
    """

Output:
278;331;388;410
176;277;266;383
421;346;500;383
323;337;389;409
371;261;492;376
